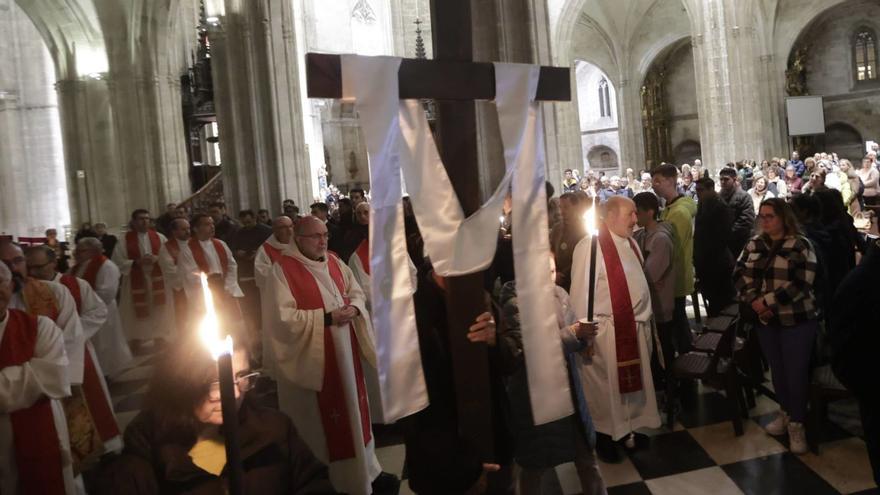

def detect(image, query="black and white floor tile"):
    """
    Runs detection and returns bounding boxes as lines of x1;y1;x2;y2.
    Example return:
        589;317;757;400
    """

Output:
108;341;878;495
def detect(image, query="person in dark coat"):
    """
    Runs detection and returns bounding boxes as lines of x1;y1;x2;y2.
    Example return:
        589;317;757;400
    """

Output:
96;335;336;495
830;237;880;485
693;178;736;315
93;222;118;257
718;167;756;260
403;263;512;494
497;257;605;495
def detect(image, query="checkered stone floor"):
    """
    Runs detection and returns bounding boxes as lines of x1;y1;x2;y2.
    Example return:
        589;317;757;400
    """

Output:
108;340;878;495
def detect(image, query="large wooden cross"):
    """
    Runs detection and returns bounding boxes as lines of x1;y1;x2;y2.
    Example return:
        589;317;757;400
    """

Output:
305;0;571;460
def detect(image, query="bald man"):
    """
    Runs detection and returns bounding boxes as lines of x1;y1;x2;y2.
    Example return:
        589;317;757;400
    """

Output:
570;196;661;462
0;262;77;494
267;216;396;495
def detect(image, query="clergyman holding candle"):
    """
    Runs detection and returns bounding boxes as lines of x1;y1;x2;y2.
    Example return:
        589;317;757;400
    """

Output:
569;196;662;464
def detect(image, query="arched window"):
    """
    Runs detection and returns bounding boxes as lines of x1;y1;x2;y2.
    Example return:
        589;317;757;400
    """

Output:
854;27;878;82
598;77;612;118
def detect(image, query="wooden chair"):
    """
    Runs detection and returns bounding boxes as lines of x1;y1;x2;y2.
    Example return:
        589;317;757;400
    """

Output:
671;311;745;436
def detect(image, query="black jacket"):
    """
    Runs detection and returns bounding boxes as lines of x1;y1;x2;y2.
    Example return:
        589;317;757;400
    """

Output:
720;187;755;259
694;195;735;303
96;399;336;495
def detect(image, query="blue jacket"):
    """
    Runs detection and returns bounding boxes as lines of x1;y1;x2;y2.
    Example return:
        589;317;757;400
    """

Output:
790;159;806;178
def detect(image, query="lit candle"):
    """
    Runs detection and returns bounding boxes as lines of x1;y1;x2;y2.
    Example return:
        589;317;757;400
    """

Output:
582;205;599;321
198;273;244;495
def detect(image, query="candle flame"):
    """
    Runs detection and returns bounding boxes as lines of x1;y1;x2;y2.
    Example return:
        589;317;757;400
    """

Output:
499;215;505;225
582;205;599;236
199;272;232;360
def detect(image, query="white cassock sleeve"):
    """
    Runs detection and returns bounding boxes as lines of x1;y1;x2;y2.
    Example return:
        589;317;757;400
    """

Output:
158;244;182;291
254;246;272;290
347;255;371;310
269;263;326;391
111;237;132;277
94;262;121;307
0;316;71;413
48;283;86;385
220;241;244;298
569;236;591;320
76;280;108;341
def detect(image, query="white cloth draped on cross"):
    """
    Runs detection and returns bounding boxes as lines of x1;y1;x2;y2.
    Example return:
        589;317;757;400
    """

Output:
341;55;573;425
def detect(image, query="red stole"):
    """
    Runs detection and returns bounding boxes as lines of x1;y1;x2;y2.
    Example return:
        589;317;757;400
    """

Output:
355;239;370;276
58;276;120;445
598;226;644;394
0;309;66;495
80;255;108;291
187;238;229;275
125;231;165;319
263;242;283;264
58;275;82;315
277;254;372;462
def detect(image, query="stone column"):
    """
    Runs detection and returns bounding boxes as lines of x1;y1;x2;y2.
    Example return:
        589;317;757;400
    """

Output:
616;74;647;172
687;0;778;174
55;78;127;230
209;0;312;212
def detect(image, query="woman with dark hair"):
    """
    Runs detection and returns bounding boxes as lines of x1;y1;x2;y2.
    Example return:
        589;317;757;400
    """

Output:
97;335;336;494
734;198;818;455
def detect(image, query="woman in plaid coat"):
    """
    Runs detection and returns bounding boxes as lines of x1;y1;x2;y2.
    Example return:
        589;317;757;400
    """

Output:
734;198;818;455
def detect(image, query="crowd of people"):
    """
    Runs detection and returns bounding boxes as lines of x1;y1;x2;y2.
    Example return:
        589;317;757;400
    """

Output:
1;148;878;495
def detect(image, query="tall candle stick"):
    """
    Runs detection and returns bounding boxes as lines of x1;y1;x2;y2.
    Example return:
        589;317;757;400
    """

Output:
583;205;599;321
199;273;245;495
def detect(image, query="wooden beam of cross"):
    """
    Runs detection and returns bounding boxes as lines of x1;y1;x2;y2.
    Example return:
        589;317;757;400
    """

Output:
304;0;571;462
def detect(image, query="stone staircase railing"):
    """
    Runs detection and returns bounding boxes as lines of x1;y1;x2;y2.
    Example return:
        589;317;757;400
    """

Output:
179;168;224;213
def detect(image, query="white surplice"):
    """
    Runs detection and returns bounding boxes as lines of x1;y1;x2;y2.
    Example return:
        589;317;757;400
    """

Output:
0;312;77;495
254;236;289;378
51;273;123;453
178;238;244;300
158;240;191;293
347;247;419;422
72;259;133;378
112;231;175;341
570;231;662;441
268;243;381;495
11;281;85;386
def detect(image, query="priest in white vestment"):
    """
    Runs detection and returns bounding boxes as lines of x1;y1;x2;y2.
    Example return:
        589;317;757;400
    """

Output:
26;244;123;454
254;216;294;377
1;243;85;388
72;238;132;377
268;216;386;495
0;262;77;495
158;218;193;333
570;196;661;448
112;209;175;345
178;214;244;302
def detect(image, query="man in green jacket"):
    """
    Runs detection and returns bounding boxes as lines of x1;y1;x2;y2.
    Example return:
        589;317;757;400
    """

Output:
651;164;698;355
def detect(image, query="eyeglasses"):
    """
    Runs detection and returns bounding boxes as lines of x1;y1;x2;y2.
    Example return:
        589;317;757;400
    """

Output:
207;371;260;401
296;233;329;241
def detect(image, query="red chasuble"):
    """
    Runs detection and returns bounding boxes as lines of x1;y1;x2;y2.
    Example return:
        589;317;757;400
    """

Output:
598;226;644;394
0;309;66;495
125;231;166;319
58;274;120;443
354;239;370;276
277;253;372;461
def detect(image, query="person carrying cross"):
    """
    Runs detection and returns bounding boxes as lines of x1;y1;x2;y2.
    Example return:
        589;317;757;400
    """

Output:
570;196;662;463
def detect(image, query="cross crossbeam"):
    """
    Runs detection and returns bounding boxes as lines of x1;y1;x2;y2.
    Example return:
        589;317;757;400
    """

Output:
305;53;571;102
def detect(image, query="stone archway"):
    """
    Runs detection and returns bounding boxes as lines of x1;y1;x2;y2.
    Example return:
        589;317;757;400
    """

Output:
672;139;702;166
821;122;864;161
587;145;619;172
